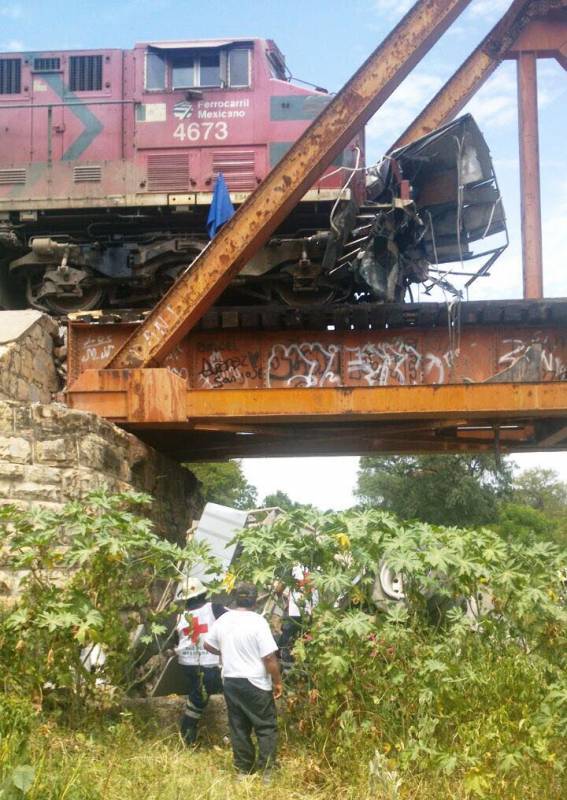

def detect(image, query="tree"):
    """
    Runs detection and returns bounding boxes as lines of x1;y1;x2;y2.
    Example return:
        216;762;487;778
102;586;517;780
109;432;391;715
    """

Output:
511;467;567;516
494;502;560;545
185;460;258;510
262;490;313;512
355;455;513;527
506;467;567;547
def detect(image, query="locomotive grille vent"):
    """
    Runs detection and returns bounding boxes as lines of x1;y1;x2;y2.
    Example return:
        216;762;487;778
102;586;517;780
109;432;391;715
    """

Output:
74;165;102;183
147;153;190;193
0;58;21;94
212;150;256;191
0;168;26;185
33;57;61;72
69;55;103;92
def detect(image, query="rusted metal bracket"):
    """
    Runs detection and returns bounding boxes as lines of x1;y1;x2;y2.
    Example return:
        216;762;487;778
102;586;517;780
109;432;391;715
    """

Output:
104;0;474;370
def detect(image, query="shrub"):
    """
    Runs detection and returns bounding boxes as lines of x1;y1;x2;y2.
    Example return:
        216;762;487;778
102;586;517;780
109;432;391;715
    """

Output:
0;489;218;712
233;509;567;794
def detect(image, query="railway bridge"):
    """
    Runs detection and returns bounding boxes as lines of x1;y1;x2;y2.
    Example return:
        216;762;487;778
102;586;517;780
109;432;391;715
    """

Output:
65;0;567;461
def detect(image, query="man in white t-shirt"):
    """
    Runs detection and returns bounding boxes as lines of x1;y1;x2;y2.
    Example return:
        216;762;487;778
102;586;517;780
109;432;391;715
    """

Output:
204;582;282;777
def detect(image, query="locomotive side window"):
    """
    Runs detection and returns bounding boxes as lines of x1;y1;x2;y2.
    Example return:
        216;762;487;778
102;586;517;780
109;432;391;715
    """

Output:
33;57;61;72
228;49;250;88
144;46;250;92
146;51;167;90
266;50;287;80
69;55;103;92
0;58;21;94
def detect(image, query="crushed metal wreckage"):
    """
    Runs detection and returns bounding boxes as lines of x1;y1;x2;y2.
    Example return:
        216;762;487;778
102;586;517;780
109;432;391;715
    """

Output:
238;114;507;306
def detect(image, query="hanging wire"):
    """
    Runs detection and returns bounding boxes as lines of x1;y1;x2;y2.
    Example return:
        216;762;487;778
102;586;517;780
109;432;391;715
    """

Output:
329;145;362;235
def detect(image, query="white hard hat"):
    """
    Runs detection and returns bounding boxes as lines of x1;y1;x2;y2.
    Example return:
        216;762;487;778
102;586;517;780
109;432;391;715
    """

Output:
175;577;207;602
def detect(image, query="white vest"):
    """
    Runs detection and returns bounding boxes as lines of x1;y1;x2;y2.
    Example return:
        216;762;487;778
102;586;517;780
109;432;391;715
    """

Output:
175;602;220;667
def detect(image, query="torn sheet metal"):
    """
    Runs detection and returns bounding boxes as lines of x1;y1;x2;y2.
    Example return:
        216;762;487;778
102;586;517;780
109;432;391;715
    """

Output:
184;502;248;584
366;114;507;297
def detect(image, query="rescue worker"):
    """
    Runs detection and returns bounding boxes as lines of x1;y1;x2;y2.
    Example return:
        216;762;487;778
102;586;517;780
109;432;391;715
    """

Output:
174;577;228;745
277;565;318;667
204;582;282;779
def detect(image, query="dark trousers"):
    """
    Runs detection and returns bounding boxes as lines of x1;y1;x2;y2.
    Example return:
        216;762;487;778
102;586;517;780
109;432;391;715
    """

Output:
179;664;223;744
223;677;277;773
279;616;302;665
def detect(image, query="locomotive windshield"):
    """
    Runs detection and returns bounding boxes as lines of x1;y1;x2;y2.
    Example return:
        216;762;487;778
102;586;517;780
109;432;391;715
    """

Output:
145;45;251;91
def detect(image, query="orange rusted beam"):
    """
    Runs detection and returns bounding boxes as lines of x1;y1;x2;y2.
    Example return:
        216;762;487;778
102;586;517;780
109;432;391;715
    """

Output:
105;0;474;370
505;13;567;64
68;321;567;389
391;0;533;149
391;1;567;150
517;51;544;299
67;369;567;425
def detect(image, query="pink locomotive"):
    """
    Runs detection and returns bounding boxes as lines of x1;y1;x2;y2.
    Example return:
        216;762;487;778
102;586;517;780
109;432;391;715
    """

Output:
0;39;504;314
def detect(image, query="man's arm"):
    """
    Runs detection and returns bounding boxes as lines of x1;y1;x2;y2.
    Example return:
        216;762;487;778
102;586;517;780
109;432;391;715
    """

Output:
262;652;283;699
203;641;220;656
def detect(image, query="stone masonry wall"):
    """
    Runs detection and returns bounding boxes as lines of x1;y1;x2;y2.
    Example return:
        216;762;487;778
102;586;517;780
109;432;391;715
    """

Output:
0;310;204;604
0;310;61;404
0;400;202;602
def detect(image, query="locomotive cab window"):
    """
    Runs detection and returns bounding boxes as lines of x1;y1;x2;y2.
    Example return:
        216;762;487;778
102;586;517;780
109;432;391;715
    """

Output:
146;51;167;90
172;52;221;88
145;46;251;91
228;49;250;87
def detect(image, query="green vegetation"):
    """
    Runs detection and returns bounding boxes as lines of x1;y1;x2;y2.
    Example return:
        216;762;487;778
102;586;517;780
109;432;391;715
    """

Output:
355;455;513;527
356;457;567;547
233;507;567;797
262;489;314;512
0;490;217;713
7;709;562;800
1;483;566;798
185;460;258;509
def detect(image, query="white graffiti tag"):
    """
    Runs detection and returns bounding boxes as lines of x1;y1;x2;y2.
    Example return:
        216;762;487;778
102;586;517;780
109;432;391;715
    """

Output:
80;335;115;364
267;343;341;388
346;341;446;386
499;338;567;380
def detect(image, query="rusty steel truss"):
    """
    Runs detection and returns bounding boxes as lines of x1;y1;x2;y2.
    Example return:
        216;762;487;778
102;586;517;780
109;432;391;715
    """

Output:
65;0;567;459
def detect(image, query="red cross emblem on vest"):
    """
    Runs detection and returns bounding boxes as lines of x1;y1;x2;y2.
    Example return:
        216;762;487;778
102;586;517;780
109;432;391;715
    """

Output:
182;615;209;644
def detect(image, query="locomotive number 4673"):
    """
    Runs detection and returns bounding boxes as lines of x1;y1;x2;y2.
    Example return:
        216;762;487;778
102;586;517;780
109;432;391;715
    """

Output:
173;121;229;142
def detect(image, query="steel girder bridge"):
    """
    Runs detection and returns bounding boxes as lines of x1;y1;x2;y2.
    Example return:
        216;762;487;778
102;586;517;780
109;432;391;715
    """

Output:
66;0;567;461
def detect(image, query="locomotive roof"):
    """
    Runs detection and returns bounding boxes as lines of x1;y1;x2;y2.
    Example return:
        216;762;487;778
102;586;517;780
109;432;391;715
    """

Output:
140;38;259;49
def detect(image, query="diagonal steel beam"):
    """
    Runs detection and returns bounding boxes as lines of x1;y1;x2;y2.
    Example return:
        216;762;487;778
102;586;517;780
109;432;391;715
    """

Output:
106;0;473;369
391;0;567;150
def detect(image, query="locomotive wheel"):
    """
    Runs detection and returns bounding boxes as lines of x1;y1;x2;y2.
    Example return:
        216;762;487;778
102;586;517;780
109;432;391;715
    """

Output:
276;284;336;307
42;286;105;316
26;274;105;316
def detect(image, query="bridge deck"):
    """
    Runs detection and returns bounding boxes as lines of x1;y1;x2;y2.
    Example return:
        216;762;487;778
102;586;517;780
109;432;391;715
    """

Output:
65;299;567;460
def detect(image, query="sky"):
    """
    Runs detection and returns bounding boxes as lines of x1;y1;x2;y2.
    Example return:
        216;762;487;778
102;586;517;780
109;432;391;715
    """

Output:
2;0;566;508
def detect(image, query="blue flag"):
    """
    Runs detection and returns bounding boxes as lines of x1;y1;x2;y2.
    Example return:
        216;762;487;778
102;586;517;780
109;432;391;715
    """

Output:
206;173;235;238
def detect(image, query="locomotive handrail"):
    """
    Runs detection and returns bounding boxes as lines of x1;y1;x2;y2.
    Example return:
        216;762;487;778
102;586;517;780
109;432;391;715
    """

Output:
101;0;474;370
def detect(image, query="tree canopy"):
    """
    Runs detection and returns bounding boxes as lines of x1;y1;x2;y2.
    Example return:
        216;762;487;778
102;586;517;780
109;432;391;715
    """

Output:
262;489;313;512
355;454;513;527
184;460;258;510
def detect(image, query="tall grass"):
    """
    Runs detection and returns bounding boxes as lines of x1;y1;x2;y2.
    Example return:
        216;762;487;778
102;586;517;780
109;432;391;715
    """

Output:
0;708;564;800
